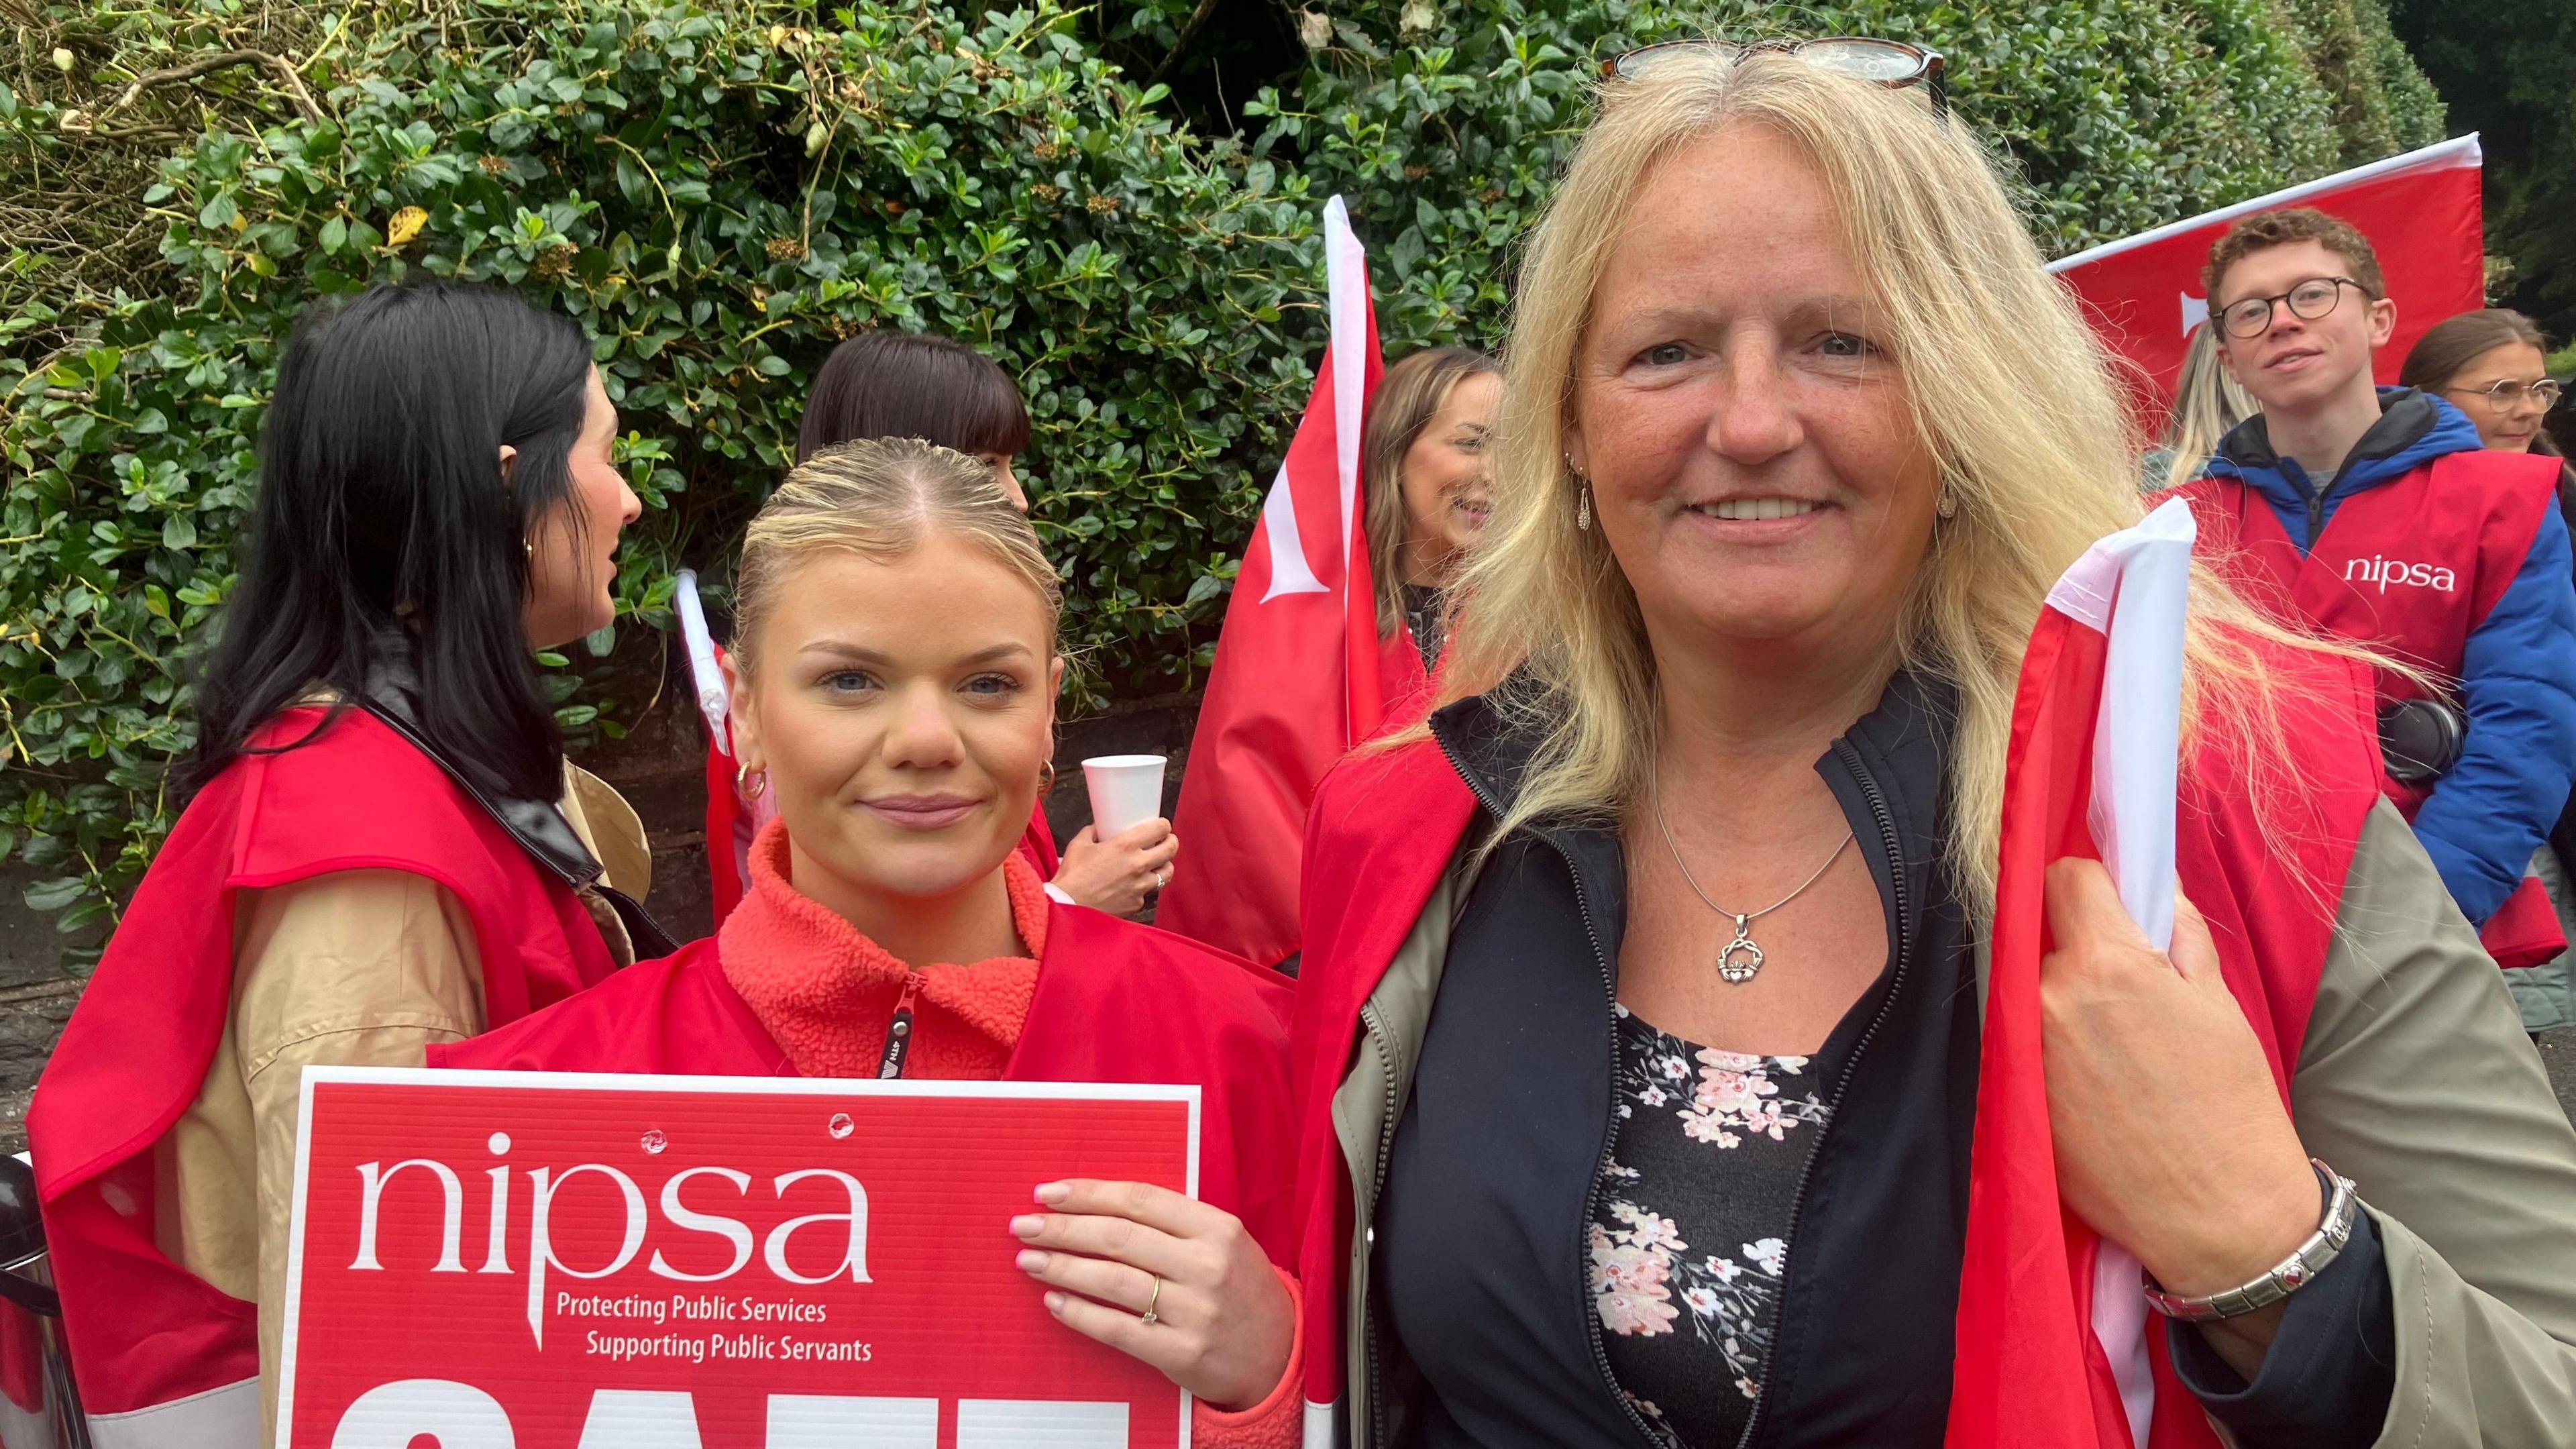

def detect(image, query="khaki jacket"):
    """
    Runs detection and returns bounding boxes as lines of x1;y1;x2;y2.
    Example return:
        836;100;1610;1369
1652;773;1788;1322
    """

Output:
1330;799;2576;1445
150;763;647;1438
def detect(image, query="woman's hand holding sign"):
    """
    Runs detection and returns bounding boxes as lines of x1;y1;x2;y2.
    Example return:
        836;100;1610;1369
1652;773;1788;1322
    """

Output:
1012;1179;1295;1410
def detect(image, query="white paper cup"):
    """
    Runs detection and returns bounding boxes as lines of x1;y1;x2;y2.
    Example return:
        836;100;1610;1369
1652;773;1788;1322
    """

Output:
1082;754;1168;840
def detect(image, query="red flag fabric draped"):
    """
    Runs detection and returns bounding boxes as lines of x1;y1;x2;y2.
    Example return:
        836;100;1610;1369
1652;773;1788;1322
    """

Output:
2048;135;2484;419
677;569;761;923
1157;197;1388;968
1949;499;2202;1449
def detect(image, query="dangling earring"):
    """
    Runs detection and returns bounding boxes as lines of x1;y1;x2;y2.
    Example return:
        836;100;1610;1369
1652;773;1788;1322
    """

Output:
736;763;768;801
1566;453;1593;532
1935;491;1959;521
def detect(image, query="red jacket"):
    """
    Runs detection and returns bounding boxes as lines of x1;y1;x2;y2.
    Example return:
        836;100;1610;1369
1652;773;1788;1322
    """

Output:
435;892;1299;1267
28;708;619;1445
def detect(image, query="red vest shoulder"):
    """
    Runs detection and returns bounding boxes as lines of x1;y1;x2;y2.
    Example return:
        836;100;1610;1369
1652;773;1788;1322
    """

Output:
433;938;784;1077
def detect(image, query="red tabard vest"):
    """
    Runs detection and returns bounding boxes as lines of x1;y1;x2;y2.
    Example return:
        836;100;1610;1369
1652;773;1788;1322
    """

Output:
433;899;1300;1266
27;708;619;1446
2174;450;2566;961
1282;647;2381;1441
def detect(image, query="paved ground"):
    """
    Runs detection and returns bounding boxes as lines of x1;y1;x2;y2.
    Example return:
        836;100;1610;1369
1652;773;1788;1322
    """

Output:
2538;1028;2576;1123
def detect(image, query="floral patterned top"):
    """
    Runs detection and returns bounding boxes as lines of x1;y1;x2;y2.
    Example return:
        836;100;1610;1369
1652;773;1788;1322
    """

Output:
1589;1004;1838;1448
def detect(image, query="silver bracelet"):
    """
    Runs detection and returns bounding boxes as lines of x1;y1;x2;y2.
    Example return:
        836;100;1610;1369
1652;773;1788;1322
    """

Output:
2141;1159;2358;1323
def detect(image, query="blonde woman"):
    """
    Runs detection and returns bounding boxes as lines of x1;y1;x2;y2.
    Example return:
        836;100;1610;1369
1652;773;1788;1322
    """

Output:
1360;346;1503;686
2147;319;2259;491
1281;40;2576;1448
444;441;1307;1441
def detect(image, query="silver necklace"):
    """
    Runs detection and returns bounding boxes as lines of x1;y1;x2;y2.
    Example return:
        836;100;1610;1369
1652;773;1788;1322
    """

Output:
1650;782;1853;985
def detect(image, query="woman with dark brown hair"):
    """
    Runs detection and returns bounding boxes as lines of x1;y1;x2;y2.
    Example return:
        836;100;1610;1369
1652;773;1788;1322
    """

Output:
796;329;1180;916
1359;346;1501;684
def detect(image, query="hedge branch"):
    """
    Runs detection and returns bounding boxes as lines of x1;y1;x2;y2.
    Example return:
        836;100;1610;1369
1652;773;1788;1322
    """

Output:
1150;0;1223;85
107;49;324;123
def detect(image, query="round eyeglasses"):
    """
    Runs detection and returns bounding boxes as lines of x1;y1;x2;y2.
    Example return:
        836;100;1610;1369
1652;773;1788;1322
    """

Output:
1605;38;1948;119
2446;377;2565;411
2216;277;2375;339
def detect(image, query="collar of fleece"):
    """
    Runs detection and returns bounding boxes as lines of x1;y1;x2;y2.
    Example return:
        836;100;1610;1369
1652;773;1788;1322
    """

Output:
718;818;1052;1080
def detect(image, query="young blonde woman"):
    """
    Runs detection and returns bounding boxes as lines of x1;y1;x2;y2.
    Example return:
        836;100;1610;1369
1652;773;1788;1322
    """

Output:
1360;346;1502;692
441;439;1305;1441
1283;42;2576;1448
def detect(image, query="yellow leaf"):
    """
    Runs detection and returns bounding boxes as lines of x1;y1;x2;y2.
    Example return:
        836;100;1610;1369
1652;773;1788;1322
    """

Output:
387;206;429;248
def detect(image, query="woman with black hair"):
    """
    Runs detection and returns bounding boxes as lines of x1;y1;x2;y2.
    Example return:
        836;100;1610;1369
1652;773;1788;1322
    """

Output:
29;281;663;1445
798;329;1181;917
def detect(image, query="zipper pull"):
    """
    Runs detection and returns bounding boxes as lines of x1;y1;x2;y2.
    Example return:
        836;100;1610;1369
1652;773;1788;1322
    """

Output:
877;975;921;1079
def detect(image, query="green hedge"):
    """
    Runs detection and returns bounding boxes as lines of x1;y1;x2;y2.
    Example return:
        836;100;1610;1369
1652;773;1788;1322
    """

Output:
1;0;2445;945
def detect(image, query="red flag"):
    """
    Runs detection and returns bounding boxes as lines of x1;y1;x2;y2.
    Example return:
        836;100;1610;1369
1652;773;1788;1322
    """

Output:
676;569;763;924
1949;500;2200;1449
2049;136;2485;416
1157;197;1388;967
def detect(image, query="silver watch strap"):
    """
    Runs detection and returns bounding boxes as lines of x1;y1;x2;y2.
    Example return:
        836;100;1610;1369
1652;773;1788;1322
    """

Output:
2142;1159;2358;1323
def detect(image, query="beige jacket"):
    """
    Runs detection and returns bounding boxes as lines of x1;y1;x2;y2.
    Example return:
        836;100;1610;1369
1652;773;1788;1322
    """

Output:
1330;799;2576;1446
150;763;647;1437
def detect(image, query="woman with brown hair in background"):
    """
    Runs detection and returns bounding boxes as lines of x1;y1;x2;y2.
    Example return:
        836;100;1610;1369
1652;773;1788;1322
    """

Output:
1359;346;1502;704
2404;308;2576;1036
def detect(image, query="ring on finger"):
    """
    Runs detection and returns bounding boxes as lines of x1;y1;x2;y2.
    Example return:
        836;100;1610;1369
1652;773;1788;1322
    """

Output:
1154;868;1168;891
1138;1275;1161;1326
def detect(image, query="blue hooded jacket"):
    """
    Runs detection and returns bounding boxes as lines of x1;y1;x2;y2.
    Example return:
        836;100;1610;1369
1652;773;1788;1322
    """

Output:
2206;388;2576;924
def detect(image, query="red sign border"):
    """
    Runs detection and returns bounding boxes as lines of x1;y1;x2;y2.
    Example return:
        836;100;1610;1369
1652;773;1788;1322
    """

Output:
278;1066;1204;1448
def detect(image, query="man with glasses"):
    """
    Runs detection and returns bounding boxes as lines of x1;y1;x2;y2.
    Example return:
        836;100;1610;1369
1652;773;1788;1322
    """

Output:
2172;207;2576;971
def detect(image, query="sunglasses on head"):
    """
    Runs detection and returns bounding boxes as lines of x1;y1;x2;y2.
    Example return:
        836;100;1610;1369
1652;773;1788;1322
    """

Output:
1605;37;1949;119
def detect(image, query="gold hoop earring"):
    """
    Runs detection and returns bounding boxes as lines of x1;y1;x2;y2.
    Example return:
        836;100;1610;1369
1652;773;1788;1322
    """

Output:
736;763;768;801
1038;761;1057;794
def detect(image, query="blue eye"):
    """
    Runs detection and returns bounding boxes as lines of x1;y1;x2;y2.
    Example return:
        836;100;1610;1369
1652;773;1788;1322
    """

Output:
1817;332;1875;358
963;673;1022;700
1642;342;1690;368
820;669;877;695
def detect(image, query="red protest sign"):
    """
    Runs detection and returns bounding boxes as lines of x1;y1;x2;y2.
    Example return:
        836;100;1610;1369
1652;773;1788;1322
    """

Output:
279;1068;1198;1448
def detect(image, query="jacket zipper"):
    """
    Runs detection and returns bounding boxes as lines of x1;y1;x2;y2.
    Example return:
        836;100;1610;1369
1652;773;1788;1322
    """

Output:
1733;741;1913;1449
877;975;922;1079
1360;998;1402;1449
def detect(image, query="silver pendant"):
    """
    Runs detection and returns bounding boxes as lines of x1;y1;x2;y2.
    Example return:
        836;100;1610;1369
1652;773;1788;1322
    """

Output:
1715;913;1764;984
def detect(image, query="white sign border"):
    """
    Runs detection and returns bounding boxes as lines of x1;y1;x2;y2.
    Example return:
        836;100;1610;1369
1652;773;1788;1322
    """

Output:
278;1065;1204;1449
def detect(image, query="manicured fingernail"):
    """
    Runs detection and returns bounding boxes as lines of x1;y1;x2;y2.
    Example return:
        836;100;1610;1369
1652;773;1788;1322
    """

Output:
1016;1250;1048;1273
1044;1291;1067;1313
1034;1181;1070;1204
1009;1214;1044;1238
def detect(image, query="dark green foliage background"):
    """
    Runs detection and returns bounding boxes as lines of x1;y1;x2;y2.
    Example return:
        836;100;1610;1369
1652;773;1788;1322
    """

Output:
1;0;2445;941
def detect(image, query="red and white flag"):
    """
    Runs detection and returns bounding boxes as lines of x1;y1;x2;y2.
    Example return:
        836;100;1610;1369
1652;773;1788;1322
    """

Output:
2049;135;2484;415
675;569;768;924
1947;498;2197;1449
1157;197;1388;969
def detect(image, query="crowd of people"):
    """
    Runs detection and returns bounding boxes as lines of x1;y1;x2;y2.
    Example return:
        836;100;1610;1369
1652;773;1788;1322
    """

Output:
21;36;2576;1449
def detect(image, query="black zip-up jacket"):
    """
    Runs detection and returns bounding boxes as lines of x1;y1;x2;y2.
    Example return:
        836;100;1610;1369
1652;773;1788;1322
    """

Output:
1364;676;2393;1448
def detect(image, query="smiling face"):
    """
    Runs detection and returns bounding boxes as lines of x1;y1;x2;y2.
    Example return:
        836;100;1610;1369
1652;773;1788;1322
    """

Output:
730;533;1060;914
1399;370;1501;583
1564;123;1939;661
2212;239;2396;417
2439;340;2553;452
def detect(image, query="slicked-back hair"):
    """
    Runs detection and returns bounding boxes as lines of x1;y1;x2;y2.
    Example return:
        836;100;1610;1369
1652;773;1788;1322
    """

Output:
796;331;1032;465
